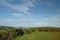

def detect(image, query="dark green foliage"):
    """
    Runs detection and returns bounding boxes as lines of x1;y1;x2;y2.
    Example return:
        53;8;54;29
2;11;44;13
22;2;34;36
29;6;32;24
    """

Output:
0;28;24;40
15;29;24;36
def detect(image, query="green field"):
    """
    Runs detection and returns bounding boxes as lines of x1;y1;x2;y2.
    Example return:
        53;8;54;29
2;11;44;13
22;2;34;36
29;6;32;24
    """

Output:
12;31;60;40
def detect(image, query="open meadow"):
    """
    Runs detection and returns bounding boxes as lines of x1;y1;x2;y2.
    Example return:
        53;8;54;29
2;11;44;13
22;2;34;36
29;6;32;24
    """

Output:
13;31;60;40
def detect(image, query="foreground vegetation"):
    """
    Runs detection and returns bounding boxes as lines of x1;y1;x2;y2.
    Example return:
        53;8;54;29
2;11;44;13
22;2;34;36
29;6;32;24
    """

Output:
13;31;60;40
0;26;60;40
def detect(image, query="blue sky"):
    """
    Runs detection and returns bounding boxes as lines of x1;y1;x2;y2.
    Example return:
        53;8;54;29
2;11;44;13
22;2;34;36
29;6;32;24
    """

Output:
0;0;60;27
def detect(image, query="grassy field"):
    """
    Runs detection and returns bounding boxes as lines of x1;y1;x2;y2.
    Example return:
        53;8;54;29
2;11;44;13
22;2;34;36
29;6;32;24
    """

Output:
12;31;60;40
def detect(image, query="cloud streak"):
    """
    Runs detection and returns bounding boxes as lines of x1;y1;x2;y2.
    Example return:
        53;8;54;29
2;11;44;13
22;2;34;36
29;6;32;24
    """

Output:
10;13;23;17
0;0;36;15
0;14;60;27
0;19;42;27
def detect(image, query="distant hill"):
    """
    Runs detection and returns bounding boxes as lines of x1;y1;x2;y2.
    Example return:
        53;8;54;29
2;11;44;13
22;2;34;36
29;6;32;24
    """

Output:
30;27;60;32
0;26;14;29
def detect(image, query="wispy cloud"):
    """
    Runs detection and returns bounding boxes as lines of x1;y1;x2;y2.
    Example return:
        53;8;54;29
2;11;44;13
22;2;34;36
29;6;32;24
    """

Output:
0;0;36;15
0;0;60;27
0;19;42;27
10;13;23;17
0;14;60;27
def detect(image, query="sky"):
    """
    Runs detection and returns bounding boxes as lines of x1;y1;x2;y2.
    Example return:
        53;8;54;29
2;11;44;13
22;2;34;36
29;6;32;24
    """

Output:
0;0;60;27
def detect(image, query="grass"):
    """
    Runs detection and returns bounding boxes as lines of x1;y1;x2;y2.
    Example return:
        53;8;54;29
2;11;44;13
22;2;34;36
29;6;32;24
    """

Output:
0;30;9;34
12;31;60;40
0;28;16;33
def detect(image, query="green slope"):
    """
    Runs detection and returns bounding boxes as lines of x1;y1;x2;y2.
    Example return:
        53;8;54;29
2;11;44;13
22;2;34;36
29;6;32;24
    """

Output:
12;31;60;40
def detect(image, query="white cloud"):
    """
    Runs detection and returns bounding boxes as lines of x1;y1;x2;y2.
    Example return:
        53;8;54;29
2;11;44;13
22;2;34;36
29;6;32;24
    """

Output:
10;13;23;17
22;0;36;7
0;0;36;15
0;14;60;27
0;19;42;27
